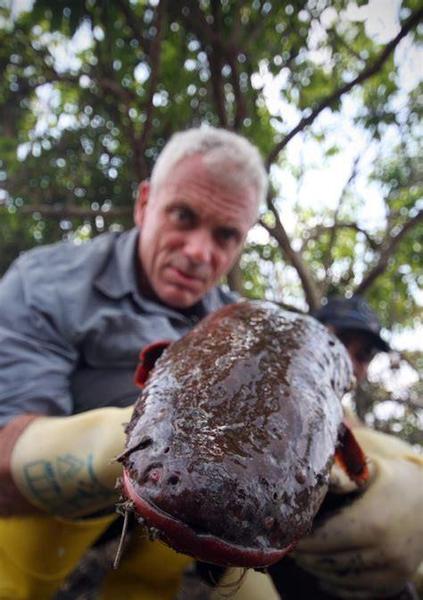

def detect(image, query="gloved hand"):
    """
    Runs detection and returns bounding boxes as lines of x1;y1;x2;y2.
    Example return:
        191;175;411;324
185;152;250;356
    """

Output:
293;427;423;599
10;406;133;518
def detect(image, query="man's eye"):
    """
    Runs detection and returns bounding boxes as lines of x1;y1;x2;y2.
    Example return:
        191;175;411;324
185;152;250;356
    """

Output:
215;228;239;245
170;207;195;226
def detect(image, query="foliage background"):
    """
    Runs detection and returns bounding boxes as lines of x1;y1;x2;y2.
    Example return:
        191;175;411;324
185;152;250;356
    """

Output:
0;0;422;445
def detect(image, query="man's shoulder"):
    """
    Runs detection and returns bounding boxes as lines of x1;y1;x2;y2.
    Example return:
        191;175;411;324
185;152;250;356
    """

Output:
17;231;119;276
12;231;129;310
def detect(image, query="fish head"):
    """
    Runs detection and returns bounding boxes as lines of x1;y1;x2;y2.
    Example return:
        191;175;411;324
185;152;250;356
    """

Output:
120;301;366;567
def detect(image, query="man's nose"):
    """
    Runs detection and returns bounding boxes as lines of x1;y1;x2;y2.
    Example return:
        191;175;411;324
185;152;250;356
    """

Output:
183;229;213;264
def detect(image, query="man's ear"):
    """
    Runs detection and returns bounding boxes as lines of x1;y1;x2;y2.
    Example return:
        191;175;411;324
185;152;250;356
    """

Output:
134;180;150;227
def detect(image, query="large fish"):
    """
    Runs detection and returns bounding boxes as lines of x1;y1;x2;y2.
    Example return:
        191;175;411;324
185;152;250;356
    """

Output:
119;300;368;568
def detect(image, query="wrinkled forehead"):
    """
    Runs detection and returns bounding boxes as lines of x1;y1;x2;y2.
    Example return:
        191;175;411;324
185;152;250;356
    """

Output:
154;153;260;221
158;153;257;193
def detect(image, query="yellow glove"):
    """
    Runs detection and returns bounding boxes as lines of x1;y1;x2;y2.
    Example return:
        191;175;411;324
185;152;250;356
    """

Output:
293;427;423;599
209;568;279;600
10;406;133;518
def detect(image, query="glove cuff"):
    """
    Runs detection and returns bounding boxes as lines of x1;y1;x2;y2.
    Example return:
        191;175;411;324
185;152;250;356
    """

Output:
10;406;133;517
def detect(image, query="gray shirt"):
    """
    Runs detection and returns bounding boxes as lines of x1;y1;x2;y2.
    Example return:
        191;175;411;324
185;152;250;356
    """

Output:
0;228;237;426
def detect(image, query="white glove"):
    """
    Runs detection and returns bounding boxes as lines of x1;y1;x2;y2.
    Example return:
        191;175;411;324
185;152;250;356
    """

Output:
293;428;423;599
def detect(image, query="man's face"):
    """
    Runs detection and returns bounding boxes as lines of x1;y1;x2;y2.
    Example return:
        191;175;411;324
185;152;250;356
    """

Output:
337;330;378;384
134;154;258;308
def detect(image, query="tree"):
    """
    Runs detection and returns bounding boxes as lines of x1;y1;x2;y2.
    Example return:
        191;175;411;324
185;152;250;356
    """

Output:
0;0;422;443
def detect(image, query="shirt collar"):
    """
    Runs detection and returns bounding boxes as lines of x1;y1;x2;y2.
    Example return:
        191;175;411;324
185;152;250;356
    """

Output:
94;228;140;299
94;227;229;321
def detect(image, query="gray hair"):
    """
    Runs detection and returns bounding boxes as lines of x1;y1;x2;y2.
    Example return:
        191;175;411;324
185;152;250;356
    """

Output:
150;126;268;207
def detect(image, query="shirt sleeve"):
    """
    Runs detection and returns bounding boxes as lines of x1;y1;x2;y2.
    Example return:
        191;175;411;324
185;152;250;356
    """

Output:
0;259;77;426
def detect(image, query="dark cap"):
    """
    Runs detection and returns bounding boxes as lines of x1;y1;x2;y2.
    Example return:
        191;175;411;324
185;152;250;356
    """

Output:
313;296;390;352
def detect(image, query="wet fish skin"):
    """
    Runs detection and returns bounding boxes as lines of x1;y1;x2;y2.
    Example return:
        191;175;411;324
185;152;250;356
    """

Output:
121;300;355;565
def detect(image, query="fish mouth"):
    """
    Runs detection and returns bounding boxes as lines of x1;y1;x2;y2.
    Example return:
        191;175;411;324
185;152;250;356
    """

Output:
122;469;295;567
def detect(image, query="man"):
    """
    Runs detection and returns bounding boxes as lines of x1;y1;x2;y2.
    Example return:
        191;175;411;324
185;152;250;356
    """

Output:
216;296;423;600
294;297;423;599
290;297;423;599
0;127;421;599
314;295;390;385
0;126;267;599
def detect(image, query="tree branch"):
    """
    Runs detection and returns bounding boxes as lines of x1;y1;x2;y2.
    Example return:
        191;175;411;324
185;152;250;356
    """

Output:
182;0;223;47
222;0;250;130
136;0;167;178
180;1;228;127
226;47;247;130
96;77;137;103
266;7;423;168
305;222;379;251
326;25;366;64
240;1;272;48
114;0;150;55
17;205;133;219
322;155;361;285
260;195;321;310
271;299;307;315
105;0;166;179
355;209;423;294
207;47;228;127
227;260;243;293
87;83;141;179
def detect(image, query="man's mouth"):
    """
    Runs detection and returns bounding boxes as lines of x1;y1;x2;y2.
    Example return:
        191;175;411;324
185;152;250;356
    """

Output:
166;265;206;289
